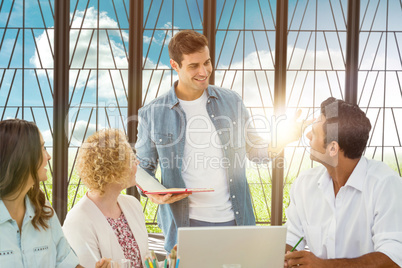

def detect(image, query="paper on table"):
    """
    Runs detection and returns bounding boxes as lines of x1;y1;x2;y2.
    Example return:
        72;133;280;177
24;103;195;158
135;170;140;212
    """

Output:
136;167;214;195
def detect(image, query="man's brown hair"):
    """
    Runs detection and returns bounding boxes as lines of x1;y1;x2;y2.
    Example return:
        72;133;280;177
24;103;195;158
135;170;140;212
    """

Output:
168;30;208;67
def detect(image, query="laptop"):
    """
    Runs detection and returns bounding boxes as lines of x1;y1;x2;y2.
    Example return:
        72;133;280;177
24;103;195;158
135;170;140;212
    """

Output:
177;225;287;268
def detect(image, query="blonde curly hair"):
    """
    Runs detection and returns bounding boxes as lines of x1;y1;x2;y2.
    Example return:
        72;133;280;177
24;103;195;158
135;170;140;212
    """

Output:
76;129;134;195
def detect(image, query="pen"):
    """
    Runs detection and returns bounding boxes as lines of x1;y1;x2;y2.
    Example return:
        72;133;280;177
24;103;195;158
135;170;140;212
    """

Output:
146;257;154;268
163;258;167;268
175;258;180;268
84;242;99;262
144;259;150;268
151;250;159;268
170;249;176;268
291;237;304;252
152;257;158;268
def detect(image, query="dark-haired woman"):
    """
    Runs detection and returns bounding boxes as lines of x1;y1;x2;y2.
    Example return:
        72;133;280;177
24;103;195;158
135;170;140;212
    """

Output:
0;119;110;268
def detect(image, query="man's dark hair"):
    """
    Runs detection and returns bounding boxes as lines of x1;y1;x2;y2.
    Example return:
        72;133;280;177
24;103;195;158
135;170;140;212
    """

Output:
320;97;372;159
168;30;208;67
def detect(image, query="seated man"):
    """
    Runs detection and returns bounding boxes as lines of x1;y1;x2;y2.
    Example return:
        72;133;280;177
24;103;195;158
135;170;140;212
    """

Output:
285;97;402;267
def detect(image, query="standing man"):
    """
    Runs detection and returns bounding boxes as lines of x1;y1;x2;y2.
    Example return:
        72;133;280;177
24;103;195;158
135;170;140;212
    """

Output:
136;30;305;252
285;97;402;267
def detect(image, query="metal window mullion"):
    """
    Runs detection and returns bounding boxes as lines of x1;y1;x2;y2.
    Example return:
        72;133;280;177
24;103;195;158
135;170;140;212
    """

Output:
381;0;389;161
203;0;216;85
53;0;70;224
345;0;360;104
271;0;288;226
127;0;143;199
314;0;317;114
242;1;245;98
22;0;25;119
96;0;99;132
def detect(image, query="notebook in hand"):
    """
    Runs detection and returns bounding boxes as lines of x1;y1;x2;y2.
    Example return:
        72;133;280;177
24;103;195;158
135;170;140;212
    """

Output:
136;167;214;195
177;225;287;268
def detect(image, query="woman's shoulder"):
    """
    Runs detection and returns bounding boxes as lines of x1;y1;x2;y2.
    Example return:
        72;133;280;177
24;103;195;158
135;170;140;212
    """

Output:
64;194;96;223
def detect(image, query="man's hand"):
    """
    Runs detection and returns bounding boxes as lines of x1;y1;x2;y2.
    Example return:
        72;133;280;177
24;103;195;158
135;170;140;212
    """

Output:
168;244;178;258
284;250;324;268
146;193;191;204
268;109;313;155
285;251;399;268
284;109;314;144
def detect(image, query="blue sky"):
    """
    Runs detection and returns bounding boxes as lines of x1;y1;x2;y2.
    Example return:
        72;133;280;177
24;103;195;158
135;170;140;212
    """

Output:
0;0;401;168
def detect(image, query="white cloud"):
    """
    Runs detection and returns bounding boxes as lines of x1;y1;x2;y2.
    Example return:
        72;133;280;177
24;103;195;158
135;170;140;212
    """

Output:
41;129;53;146
42;120;100;147
30;7;172;101
30;8;344;108
28;7;400;149
143;22;179;45
143;35;155;44
215;47;401;148
215;46;346;109
68;120;99;146
30;29;54;68
30;7;128;100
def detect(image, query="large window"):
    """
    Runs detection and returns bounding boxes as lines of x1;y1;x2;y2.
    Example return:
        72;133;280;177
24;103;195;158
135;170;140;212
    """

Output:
1;0;400;231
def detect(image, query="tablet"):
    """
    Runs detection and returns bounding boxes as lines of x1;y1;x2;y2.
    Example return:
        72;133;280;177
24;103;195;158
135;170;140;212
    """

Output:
136;167;214;194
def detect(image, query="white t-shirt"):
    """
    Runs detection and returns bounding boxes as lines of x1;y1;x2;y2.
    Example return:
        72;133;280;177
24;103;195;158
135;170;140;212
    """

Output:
178;90;235;222
285;157;402;266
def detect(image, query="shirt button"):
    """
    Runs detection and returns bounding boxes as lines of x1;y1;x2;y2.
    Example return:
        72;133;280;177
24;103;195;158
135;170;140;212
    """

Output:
211;114;215;118
232;195;235;198
224;146;228;150
230;179;233;182
236;211;239;215
159;139;162;142
208;100;210;103
218;131;222;135
233;121;236;125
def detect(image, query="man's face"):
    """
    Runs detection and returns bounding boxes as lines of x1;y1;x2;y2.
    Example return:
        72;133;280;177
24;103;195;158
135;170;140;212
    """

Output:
172;46;212;93
306;114;331;164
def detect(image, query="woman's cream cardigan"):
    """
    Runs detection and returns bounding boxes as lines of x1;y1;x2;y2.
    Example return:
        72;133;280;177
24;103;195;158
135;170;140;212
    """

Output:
62;193;149;268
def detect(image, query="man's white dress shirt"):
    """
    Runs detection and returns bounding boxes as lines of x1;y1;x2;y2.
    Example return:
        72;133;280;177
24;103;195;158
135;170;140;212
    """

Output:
286;157;402;266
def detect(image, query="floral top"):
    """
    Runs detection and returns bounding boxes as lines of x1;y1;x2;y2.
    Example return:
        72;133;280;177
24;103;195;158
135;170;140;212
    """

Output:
107;212;143;268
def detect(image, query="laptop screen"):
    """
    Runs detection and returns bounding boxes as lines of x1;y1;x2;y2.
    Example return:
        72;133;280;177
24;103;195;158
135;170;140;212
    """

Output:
177;225;287;268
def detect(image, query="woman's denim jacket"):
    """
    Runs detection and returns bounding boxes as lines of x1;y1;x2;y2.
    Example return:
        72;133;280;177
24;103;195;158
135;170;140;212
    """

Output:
136;82;270;252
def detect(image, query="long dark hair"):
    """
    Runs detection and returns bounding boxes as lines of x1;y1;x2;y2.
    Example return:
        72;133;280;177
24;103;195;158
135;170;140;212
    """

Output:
0;119;53;230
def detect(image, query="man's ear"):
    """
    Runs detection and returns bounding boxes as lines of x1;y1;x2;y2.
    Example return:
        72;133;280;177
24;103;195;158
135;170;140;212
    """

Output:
170;59;179;72
328;141;340;157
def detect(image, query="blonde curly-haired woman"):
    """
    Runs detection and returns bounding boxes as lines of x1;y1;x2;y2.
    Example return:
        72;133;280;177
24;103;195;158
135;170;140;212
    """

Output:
63;129;149;268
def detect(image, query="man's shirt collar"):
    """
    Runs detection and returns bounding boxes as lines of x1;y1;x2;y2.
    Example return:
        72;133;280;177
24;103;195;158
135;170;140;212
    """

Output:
344;157;366;192
167;81;218;109
317;157;366;192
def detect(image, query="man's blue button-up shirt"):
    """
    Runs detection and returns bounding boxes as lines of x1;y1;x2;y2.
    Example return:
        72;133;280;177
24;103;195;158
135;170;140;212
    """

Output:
136;82;271;251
